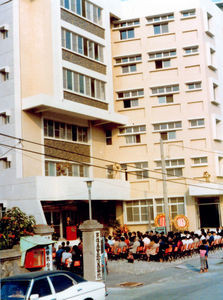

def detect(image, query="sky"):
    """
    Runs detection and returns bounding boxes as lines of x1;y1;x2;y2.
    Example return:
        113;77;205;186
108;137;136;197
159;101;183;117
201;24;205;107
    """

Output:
108;0;221;19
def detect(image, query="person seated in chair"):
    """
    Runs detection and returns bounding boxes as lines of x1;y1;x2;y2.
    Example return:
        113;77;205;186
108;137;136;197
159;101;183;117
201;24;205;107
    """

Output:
146;236;159;261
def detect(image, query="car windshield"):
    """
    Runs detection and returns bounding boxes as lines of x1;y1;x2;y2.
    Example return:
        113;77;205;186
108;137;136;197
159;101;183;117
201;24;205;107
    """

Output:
1;281;30;300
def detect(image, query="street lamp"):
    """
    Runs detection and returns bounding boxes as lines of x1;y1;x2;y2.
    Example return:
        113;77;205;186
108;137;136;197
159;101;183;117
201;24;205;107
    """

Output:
85;179;94;220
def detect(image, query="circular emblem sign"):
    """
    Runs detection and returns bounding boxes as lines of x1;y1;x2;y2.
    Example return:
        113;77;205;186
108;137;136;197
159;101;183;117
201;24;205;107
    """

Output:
154;214;166;227
173;215;189;230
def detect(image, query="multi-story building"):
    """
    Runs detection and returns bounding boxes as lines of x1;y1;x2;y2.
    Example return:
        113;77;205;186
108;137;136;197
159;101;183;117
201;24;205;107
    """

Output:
0;0;222;235
110;0;223;231
0;0;129;237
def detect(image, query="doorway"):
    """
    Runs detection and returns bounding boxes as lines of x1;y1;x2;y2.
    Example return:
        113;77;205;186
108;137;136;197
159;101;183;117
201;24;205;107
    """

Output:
199;204;220;228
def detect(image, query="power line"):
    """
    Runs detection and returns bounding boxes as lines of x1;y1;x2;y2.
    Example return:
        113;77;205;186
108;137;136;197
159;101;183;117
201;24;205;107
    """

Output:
19;149;214;197
0;0;12;6
168;143;223;156
0;132;222;188
0;147;13;158
1;141;223;192
0;141;22;158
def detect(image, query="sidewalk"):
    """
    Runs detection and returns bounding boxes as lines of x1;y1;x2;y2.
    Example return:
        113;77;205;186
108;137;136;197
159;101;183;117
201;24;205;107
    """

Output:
105;249;223;288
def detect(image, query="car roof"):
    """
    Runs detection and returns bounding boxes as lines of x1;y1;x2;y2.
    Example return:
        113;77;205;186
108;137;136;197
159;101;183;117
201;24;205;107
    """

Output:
1;270;86;283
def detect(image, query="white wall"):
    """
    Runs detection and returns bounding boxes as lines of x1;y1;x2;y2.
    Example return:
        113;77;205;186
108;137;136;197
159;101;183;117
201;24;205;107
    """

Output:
0;176;130;223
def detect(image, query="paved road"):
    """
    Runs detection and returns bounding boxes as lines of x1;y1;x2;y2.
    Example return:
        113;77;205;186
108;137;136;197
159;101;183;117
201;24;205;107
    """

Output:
106;255;223;300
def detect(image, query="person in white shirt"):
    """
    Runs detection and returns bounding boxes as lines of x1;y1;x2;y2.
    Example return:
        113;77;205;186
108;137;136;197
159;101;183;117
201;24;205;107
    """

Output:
107;235;115;246
142;234;151;247
182;237;187;245
61;248;72;267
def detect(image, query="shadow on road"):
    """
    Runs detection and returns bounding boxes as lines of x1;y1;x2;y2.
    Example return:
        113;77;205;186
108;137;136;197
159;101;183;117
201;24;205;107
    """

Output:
184;263;200;272
175;263;200;272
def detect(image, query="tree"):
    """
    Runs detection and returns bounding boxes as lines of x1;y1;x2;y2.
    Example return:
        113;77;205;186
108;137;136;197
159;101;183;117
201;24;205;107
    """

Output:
0;207;36;250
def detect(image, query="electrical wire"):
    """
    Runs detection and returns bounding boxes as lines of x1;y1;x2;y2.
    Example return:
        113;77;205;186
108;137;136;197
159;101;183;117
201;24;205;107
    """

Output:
1;141;223;192
168;143;223;155
0;132;223;188
0;0;12;6
0;147;13;158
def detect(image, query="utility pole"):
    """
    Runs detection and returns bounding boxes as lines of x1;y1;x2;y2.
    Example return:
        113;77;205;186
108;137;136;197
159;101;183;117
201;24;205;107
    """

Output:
144;191;152;231
160;138;170;233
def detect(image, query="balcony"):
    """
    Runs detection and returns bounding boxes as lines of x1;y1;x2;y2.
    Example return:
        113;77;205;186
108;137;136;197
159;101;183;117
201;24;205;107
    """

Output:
22;93;127;126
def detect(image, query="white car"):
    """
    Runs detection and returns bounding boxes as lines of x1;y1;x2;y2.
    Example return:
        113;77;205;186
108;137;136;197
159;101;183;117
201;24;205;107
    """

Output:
1;270;106;300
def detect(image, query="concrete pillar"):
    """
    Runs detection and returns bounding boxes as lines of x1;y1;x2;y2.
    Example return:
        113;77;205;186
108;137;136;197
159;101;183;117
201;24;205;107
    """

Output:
79;220;103;281
34;224;54;238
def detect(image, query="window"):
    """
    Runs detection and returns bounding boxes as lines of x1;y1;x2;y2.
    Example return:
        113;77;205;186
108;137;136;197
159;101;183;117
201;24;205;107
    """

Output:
189;118;205;128
155;197;185;219
63;68;105;101
156;158;185;177
156;158;184;168
187;82;201;90
44;119;88;143
158;95;173;104
151;84;179;95
126;200;154;223
117;89;144;99
153;121;182;131
192;157;208;165
183;46;199;55
45;161;56;176
119;125;146;135
209;48;216;69
123;99;139;108
147;13;174;24
61;0;102;26
166;168;182;177
0;158;11;169
156;159;184;177
155;59;171;69
169;197;185;218
149;49;176;60
50;275;74;293
0;112;10;124
1;281;30;300
0;25;8;39
0;67;9;82
215;118;222;141
122;64;137;74
134;162;148;179
160;131;176;141
153;23;169;35
45;161;89;177
206;12;213;36
31;279;52;298
125;134;140;144
105;130;112;145
115;55;141;65
113;19;139;28
61;29;104;62
213;83;218;102
120;29;135;40
181;9;196;18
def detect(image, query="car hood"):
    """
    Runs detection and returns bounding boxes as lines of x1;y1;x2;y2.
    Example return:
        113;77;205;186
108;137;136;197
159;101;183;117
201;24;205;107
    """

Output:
78;281;105;290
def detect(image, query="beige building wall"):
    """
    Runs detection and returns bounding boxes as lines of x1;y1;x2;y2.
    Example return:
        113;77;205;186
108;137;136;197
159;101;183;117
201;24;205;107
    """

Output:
110;5;223;231
19;0;54;177
19;0;54;98
22;112;43;177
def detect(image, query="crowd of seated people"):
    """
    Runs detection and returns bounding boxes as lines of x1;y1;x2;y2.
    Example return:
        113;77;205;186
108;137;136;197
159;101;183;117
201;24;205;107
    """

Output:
54;240;83;274
105;228;223;263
